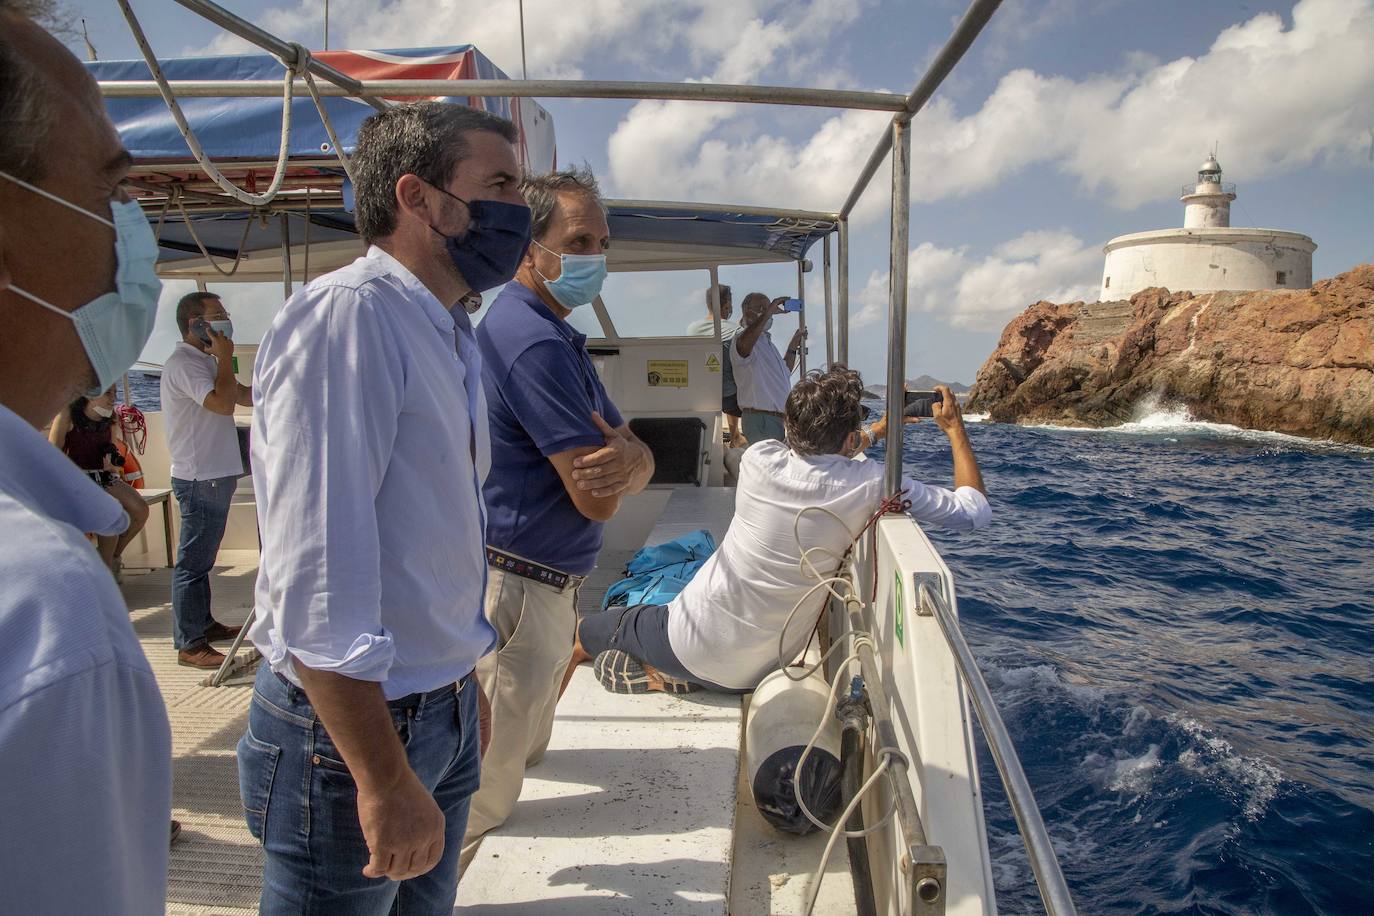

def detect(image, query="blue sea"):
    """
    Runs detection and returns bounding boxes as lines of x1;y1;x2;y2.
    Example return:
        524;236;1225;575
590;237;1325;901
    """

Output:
131;368;1370;912
879;405;1374;914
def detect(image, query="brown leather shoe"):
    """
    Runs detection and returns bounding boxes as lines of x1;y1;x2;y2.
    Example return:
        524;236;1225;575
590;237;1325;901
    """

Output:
177;643;226;669
203;621;243;643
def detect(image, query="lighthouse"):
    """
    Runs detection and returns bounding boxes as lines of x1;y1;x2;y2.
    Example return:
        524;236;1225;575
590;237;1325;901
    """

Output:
1099;155;1316;301
1181;155;1235;228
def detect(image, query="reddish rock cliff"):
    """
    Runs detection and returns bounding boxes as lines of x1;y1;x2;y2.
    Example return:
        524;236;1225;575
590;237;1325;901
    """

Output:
967;265;1374;445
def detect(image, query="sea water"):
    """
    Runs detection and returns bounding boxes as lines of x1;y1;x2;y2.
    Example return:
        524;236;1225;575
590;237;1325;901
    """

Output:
880;403;1373;913
131;368;1369;910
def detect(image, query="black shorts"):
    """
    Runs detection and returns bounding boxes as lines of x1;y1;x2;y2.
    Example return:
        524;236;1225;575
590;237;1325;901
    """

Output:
722;392;742;418
578;604;742;693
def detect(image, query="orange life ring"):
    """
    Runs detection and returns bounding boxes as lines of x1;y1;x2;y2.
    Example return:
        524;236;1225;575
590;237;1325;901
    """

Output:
115;438;145;489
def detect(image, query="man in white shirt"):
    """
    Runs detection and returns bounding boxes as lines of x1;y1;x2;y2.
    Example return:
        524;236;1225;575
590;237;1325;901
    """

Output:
160;290;253;668
243;101;522;915
0;10;171;912
686;284;745;448
572;368;990;694
733;291;807;444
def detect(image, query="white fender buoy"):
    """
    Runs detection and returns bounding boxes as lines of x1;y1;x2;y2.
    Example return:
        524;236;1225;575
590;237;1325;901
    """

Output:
745;667;844;835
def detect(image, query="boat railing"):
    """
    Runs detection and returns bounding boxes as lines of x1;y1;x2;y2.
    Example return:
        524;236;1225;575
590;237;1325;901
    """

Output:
915;582;1078;916
839;590;950;915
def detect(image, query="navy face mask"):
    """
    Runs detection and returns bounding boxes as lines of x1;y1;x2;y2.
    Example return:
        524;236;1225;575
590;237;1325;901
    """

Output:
426;182;532;293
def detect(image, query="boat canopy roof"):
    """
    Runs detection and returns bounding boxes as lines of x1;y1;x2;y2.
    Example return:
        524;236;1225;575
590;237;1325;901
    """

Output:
93;47;832;277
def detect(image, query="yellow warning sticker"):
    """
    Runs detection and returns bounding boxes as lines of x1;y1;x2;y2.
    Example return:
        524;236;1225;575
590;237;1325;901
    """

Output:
646;359;690;388
705;353;721;373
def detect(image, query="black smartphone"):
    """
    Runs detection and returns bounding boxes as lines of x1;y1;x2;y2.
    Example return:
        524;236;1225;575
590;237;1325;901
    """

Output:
903;389;944;418
191;318;212;346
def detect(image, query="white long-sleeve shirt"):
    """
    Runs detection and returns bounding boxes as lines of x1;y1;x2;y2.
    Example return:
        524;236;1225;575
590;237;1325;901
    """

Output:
249;247;497;699
0;404;171;914
668;439;991;689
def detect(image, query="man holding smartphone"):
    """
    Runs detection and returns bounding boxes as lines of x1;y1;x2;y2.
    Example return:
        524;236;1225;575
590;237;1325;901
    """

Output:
160;290;253;668
733;291;807;444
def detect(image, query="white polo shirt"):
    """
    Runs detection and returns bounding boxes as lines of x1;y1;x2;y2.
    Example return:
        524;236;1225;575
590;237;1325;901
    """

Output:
732;330;791;413
667;438;991;689
160;341;244;481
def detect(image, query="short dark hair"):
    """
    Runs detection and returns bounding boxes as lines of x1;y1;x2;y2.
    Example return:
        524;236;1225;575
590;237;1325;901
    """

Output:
352;102;520;244
176;291;220;336
0;12;56;183
785;365;866;457
521;165;606;241
706;284;732;314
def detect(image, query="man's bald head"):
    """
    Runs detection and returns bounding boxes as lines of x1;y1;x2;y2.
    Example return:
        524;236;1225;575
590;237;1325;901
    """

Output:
0;10;108;182
0;8;138;427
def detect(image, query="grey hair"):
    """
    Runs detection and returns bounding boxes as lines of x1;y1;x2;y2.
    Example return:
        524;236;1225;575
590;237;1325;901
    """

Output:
352;101;519;244
0;12;57;182
520;165;607;241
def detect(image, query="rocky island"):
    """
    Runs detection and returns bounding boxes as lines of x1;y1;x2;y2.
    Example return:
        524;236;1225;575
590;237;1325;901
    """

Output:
966;265;1374;446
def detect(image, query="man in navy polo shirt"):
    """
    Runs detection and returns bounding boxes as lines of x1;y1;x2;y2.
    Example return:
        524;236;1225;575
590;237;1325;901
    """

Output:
462;166;655;868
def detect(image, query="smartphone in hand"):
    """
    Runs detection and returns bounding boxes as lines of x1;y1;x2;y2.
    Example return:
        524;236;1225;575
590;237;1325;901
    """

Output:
781;298;804;313
903;389;944;418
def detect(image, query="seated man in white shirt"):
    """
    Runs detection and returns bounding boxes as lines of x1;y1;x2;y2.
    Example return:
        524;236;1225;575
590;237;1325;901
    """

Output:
570;366;990;694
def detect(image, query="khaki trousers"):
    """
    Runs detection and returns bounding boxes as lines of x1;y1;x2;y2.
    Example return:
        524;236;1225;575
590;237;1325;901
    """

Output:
459;565;579;872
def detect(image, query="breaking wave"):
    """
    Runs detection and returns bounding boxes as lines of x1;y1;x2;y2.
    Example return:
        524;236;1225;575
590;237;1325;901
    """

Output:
884;415;1374;912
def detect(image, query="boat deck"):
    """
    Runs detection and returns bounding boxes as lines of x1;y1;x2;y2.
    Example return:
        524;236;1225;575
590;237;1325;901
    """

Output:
123;488;853;915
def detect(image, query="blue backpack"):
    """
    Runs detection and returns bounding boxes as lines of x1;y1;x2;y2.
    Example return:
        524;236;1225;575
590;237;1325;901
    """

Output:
601;529;717;610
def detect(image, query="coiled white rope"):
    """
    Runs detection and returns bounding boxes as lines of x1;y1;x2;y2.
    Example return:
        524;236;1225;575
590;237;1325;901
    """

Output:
117;0;295;207
778;498;912;914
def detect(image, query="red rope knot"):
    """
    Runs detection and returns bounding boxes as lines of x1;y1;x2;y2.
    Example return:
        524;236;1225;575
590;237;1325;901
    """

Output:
115;403;148;454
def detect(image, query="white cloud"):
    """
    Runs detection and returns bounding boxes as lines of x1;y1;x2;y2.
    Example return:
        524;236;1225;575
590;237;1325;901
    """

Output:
606;0;1374;214
851;229;1101;332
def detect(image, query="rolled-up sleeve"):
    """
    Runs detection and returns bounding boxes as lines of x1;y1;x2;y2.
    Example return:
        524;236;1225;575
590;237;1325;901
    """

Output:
254;284;403;682
902;477;992;532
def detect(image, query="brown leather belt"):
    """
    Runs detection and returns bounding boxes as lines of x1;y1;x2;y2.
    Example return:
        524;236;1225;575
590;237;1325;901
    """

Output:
486;547;585;593
742;408;786;418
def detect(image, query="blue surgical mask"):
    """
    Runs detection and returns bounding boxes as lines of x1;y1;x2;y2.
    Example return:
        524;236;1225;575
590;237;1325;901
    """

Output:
1;171;162;396
533;240;607;309
426;182;532;295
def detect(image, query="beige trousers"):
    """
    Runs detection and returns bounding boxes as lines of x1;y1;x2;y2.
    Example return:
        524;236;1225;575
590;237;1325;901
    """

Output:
459;565;579;872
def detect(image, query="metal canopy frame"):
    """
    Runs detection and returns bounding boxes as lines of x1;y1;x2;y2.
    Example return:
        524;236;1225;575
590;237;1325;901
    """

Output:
102;3;1079;909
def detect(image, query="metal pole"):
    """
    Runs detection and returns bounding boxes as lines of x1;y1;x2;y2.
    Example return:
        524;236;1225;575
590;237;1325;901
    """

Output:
919;584;1078;915
838;217;850;365
608;198;839;221
518;0;528;81
838;0;1004;218
280;213;293;297
323;0;328;50
99;78;909;112
795;259;808;376
884;121;911;498
822;235;835;367
708;266;722;342
170;0;387;111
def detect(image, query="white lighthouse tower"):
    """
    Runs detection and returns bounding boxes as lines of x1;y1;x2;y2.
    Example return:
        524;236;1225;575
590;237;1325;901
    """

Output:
1099;154;1316;301
1181;154;1235;228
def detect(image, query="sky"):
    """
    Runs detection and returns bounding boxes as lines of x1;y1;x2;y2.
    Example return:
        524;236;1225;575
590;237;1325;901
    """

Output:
63;0;1374;384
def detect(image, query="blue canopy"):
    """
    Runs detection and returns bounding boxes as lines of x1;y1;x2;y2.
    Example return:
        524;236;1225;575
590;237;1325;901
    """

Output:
94;47;832;273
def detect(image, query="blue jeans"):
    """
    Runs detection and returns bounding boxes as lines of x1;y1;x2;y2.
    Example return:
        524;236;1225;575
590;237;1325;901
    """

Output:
238;665;481;916
170;475;236;649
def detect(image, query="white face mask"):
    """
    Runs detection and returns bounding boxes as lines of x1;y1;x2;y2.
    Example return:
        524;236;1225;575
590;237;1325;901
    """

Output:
91;404;114;419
